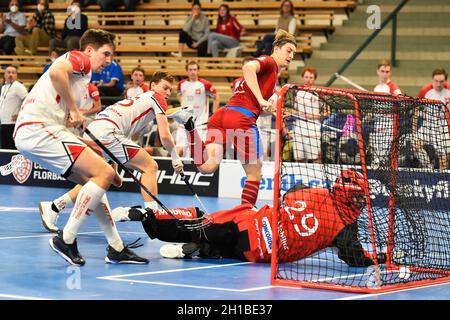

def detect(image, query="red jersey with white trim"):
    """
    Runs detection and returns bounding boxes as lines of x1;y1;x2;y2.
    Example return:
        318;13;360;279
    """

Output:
226;55;278;118
126;83;149;98
373;80;402;95
418;82;450;98
15;50;91;129
80;83;100;110
94;90;168;138
178;78;217;125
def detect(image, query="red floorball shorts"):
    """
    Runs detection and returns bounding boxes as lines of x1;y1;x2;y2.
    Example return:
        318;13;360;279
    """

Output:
206;106;263;162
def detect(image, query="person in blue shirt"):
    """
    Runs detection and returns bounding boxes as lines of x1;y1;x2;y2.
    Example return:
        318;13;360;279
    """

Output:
91;59;124;97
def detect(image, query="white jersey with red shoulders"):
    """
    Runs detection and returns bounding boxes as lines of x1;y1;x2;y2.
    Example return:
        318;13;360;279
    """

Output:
80;83;100;110
126;83;149;98
178;78;217;126
14;51;91;131
373;80;402;95
93;90;168;138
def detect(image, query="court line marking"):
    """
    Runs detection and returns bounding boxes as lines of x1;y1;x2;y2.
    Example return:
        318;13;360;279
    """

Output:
0;207;40;212
98;278;273;292
0;231;146;240
0;293;52;300
337;281;450;300
98;262;253;279
98;262;305;293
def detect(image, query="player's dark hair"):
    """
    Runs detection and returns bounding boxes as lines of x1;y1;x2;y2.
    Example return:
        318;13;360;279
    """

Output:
131;67;145;76
432;68;448;80
150;71;174;85
79;29;115;51
272;29;296;51
185;61;199;71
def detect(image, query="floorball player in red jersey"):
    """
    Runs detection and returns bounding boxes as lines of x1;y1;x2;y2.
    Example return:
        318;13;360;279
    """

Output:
112;169;384;267
172;29;297;208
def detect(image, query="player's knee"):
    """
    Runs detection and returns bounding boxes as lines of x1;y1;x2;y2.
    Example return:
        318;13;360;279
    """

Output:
100;163;117;183
142;157;158;174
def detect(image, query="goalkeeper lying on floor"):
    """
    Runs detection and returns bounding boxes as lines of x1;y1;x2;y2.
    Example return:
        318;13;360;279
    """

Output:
112;169;385;266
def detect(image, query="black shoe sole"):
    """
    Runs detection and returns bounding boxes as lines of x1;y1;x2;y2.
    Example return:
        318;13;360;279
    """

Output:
49;238;85;266
105;257;149;264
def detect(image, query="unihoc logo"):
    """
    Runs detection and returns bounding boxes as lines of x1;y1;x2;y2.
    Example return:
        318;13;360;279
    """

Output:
12;155;32;184
157;170;213;187
261;217;273;254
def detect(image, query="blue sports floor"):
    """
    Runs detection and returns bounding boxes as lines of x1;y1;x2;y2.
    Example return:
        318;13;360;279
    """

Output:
0;184;449;301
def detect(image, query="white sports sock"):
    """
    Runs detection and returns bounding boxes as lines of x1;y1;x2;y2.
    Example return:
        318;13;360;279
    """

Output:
63;181;106;244
94;195;124;252
145;201;158;210
53;192;73;212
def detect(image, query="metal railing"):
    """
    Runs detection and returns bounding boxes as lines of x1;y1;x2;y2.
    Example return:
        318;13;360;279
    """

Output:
325;0;409;87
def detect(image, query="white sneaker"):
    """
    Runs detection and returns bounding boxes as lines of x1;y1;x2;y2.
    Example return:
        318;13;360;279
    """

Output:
165;106;194;125
160;244;185;258
170;52;182;57
111;206;131;221
39;202;59;233
160;243;200;259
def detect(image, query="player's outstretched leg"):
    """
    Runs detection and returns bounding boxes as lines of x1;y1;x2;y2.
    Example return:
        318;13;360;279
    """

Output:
94;195;149;264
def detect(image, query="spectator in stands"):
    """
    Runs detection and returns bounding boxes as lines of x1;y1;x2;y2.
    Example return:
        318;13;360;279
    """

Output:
91;58;124;98
0;65;27;149
291;67;327;163
171;1;209;57
0;0;26;55
206;4;245;57
370;59;402;168
253;0;298;57
15;0;55;55
418;68;450;98
48;0;88;54
177;61;220;141
97;0;140;12
125;67;149;98
373;59;402;94
42;49;61;74
413;68;450;169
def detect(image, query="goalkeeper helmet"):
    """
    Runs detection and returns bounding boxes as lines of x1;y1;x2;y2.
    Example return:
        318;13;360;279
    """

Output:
333;169;367;209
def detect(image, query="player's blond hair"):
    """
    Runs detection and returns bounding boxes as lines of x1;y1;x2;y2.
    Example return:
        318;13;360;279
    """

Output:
272;29;297;51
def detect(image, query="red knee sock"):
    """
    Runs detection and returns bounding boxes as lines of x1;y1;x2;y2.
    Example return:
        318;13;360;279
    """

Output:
188;129;206;166
241;180;260;206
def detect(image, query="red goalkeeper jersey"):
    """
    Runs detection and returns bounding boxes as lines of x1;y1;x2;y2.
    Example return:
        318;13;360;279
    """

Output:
151;187;359;263
207;188;356;263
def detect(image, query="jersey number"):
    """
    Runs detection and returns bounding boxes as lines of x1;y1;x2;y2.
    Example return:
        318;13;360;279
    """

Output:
115;96;140;107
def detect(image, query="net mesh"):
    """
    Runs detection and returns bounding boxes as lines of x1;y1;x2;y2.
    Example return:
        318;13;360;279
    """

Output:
273;85;450;292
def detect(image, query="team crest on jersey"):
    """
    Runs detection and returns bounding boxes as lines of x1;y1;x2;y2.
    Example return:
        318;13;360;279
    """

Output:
12;155;32;184
195;89;201;95
122;144;140;162
62;142;86;164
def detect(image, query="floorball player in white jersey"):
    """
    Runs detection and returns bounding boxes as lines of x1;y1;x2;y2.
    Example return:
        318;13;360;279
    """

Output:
38;71;191;236
14;29;149;266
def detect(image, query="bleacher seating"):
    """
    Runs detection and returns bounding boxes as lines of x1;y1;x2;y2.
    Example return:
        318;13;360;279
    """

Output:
13;0;357;104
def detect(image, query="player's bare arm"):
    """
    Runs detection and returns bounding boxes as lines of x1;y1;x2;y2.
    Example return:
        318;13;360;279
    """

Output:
49;60;85;128
155;113;184;174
